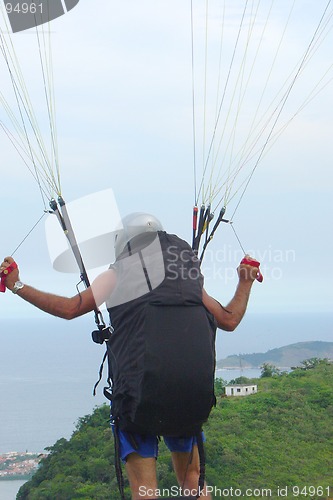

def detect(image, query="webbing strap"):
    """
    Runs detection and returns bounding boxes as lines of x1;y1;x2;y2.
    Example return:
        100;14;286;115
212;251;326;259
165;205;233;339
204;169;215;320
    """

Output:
196;431;206;498
114;421;126;500
93;348;108;396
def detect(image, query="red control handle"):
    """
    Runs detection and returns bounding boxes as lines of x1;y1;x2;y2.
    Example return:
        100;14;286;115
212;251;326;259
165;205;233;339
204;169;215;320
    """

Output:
0;261;18;292
240;257;263;283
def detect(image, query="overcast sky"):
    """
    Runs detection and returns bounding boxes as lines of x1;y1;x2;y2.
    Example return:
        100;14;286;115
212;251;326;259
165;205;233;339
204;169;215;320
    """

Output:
1;0;333;330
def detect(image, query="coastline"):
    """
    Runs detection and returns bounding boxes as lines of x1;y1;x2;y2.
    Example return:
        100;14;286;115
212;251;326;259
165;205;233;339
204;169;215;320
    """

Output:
0;452;46;481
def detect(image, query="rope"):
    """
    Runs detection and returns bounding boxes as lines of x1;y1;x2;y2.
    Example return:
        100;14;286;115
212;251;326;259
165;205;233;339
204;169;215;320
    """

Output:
229;0;333;221
10;212;47;257
190;0;198;204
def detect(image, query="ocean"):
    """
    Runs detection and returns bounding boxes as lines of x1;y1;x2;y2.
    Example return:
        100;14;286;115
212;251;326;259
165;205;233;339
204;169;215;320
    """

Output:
0;481;27;500
0;312;332;499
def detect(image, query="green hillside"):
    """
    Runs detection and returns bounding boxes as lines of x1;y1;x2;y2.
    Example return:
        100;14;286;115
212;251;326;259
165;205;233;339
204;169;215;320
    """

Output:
18;361;333;500
216;341;333;369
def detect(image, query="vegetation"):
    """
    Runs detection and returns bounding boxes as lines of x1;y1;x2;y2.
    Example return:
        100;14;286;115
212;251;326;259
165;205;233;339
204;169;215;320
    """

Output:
18;361;333;499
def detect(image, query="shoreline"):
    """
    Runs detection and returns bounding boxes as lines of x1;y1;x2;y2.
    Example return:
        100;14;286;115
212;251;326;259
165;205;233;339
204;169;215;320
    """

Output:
0;452;46;480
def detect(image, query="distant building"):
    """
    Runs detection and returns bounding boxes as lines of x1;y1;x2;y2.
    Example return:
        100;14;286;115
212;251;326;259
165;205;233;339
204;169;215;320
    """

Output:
225;384;258;397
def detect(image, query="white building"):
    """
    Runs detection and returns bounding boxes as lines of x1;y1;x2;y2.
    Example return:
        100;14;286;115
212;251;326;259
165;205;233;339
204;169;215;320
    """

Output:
225;384;258;397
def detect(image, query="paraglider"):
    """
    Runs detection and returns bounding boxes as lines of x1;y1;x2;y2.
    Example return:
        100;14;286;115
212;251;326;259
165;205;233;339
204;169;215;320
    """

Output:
1;3;333;498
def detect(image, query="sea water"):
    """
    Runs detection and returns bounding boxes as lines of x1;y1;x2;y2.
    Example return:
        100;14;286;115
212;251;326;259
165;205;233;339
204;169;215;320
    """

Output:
0;480;27;500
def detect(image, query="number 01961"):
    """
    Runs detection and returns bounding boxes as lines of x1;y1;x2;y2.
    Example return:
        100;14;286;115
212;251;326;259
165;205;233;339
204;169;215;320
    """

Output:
5;3;43;14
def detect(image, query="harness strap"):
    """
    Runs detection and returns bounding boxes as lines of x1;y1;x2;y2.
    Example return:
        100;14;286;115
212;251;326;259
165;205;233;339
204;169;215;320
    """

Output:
114;420;126;500
196;431;206;498
93;348;108;396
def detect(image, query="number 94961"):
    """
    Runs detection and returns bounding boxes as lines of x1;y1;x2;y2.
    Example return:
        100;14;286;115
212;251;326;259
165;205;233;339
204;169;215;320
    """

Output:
292;485;330;497
5;3;43;15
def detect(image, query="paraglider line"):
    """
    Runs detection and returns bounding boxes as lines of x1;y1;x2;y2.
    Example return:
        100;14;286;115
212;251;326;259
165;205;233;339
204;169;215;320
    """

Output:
190;0;198;203
10;212;47;257
230;222;246;255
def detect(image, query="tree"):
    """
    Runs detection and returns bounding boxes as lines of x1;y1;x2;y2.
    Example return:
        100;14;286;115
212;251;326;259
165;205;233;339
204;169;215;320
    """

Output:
229;376;252;385
300;357;329;370
214;378;227;395
260;363;281;378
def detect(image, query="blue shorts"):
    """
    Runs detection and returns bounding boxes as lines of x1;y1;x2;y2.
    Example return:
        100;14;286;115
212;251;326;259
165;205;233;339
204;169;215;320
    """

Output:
114;429;204;462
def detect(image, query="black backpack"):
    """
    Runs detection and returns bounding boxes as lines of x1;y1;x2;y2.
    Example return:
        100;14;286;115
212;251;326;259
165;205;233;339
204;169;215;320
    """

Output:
107;301;216;435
